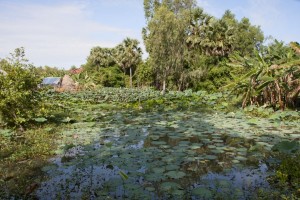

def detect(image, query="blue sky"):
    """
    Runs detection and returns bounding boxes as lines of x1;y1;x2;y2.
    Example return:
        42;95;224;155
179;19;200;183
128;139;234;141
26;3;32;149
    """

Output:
0;0;299;69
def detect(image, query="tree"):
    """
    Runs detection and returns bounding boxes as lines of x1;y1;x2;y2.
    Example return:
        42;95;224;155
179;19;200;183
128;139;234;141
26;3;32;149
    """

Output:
143;0;193;92
144;0;195;21
186;9;263;58
233;17;264;56
114;38;142;88
87;47;114;71
0;48;42;129
34;65;65;77
135;59;155;88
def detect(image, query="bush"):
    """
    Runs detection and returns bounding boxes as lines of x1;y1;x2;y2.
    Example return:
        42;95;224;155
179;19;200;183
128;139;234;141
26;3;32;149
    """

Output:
0;48;42;129
96;65;125;87
276;154;300;185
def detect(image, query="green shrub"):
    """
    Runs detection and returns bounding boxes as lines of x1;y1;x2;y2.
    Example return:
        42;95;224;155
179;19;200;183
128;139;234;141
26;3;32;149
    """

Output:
94;65;125;87
0;48;42;128
276;154;300;185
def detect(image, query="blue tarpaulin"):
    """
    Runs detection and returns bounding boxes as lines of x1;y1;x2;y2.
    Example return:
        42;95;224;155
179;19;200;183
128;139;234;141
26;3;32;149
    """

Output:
41;77;61;86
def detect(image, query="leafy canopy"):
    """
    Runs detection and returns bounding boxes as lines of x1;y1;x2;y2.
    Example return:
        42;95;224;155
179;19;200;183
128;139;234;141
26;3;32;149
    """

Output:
0;48;42;128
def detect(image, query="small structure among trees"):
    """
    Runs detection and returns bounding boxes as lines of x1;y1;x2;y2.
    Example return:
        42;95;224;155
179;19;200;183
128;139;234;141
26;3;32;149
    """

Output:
41;75;78;92
41;77;62;88
61;75;77;91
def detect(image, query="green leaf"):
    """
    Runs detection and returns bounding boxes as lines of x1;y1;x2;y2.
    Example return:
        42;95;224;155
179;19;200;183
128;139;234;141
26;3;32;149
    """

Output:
119;170;129;181
160;182;181;191
192;187;213;198
165;171;186;179
272;141;300;154
34;117;47;123
0;129;13;137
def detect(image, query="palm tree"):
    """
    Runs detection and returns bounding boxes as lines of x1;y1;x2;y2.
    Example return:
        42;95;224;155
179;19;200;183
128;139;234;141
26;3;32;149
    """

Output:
114;38;142;88
88;47;113;70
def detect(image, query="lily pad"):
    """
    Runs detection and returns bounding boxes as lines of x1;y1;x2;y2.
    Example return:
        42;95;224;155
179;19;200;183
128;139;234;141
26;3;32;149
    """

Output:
235;156;247;161
272;141;300;154
145;187;156;192
190;144;203;150
165;164;180;171
165;171;186;179
192;187;213;198
152;167;165;174
205;155;218;160
160;182;181;191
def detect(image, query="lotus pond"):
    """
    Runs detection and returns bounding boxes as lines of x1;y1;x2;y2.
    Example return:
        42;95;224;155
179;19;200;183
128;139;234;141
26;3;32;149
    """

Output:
33;95;300;199
1;89;300;199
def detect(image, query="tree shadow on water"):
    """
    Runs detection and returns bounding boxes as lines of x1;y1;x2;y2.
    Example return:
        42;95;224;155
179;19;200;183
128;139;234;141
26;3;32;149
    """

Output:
29;108;300;199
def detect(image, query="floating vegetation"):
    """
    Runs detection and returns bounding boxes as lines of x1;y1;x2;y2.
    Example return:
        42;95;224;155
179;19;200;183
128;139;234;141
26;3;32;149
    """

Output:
1;89;299;198
34;106;300;199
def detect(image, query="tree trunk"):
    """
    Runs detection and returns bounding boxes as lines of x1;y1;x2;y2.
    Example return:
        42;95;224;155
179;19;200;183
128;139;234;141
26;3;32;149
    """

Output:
129;67;132;88
287;85;300;107
162;79;166;95
274;80;284;110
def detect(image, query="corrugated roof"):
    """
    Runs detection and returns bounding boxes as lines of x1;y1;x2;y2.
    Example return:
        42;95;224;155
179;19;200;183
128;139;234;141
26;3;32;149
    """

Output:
41;77;61;85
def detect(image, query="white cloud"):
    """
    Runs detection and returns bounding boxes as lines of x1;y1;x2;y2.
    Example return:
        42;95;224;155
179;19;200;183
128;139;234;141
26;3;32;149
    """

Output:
0;1;138;68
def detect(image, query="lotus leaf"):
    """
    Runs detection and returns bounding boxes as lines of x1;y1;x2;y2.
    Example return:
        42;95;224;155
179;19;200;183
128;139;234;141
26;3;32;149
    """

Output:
272;141;300;154
192;187;213;198
145;173;166;182
160;182;181;191
152;167;165;174
235;156;247;161
165;164;180;171
205;155;218;160
151;141;167;145
190;144;203;150
150;135;160;140
145;187;155;192
211;149;224;154
165;171;186;179
207;145;216;149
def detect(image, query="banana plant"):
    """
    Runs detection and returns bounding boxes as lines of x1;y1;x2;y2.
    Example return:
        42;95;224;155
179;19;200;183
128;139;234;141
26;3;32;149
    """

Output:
226;41;300;110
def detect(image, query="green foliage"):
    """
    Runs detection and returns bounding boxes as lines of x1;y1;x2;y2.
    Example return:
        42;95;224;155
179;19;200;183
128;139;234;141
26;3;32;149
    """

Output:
227;41;300;110
0;48;42;128
134;59;155;87
187;9;263;58
34;65;65;77
2;87;300;198
70;71;98;90
0;127;57;198
143;1;264;93
143;2;189;92
272;141;300;154
96;65;125;87
114;38;142;88
87;47;114;70
274;153;300;197
83;38;142;88
119;171;129;181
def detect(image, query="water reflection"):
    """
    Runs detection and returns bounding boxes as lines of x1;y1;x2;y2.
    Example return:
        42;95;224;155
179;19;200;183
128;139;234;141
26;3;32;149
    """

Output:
35;110;299;199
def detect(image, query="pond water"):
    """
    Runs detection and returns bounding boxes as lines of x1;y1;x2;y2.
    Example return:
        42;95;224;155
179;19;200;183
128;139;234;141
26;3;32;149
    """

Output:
35;109;300;199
